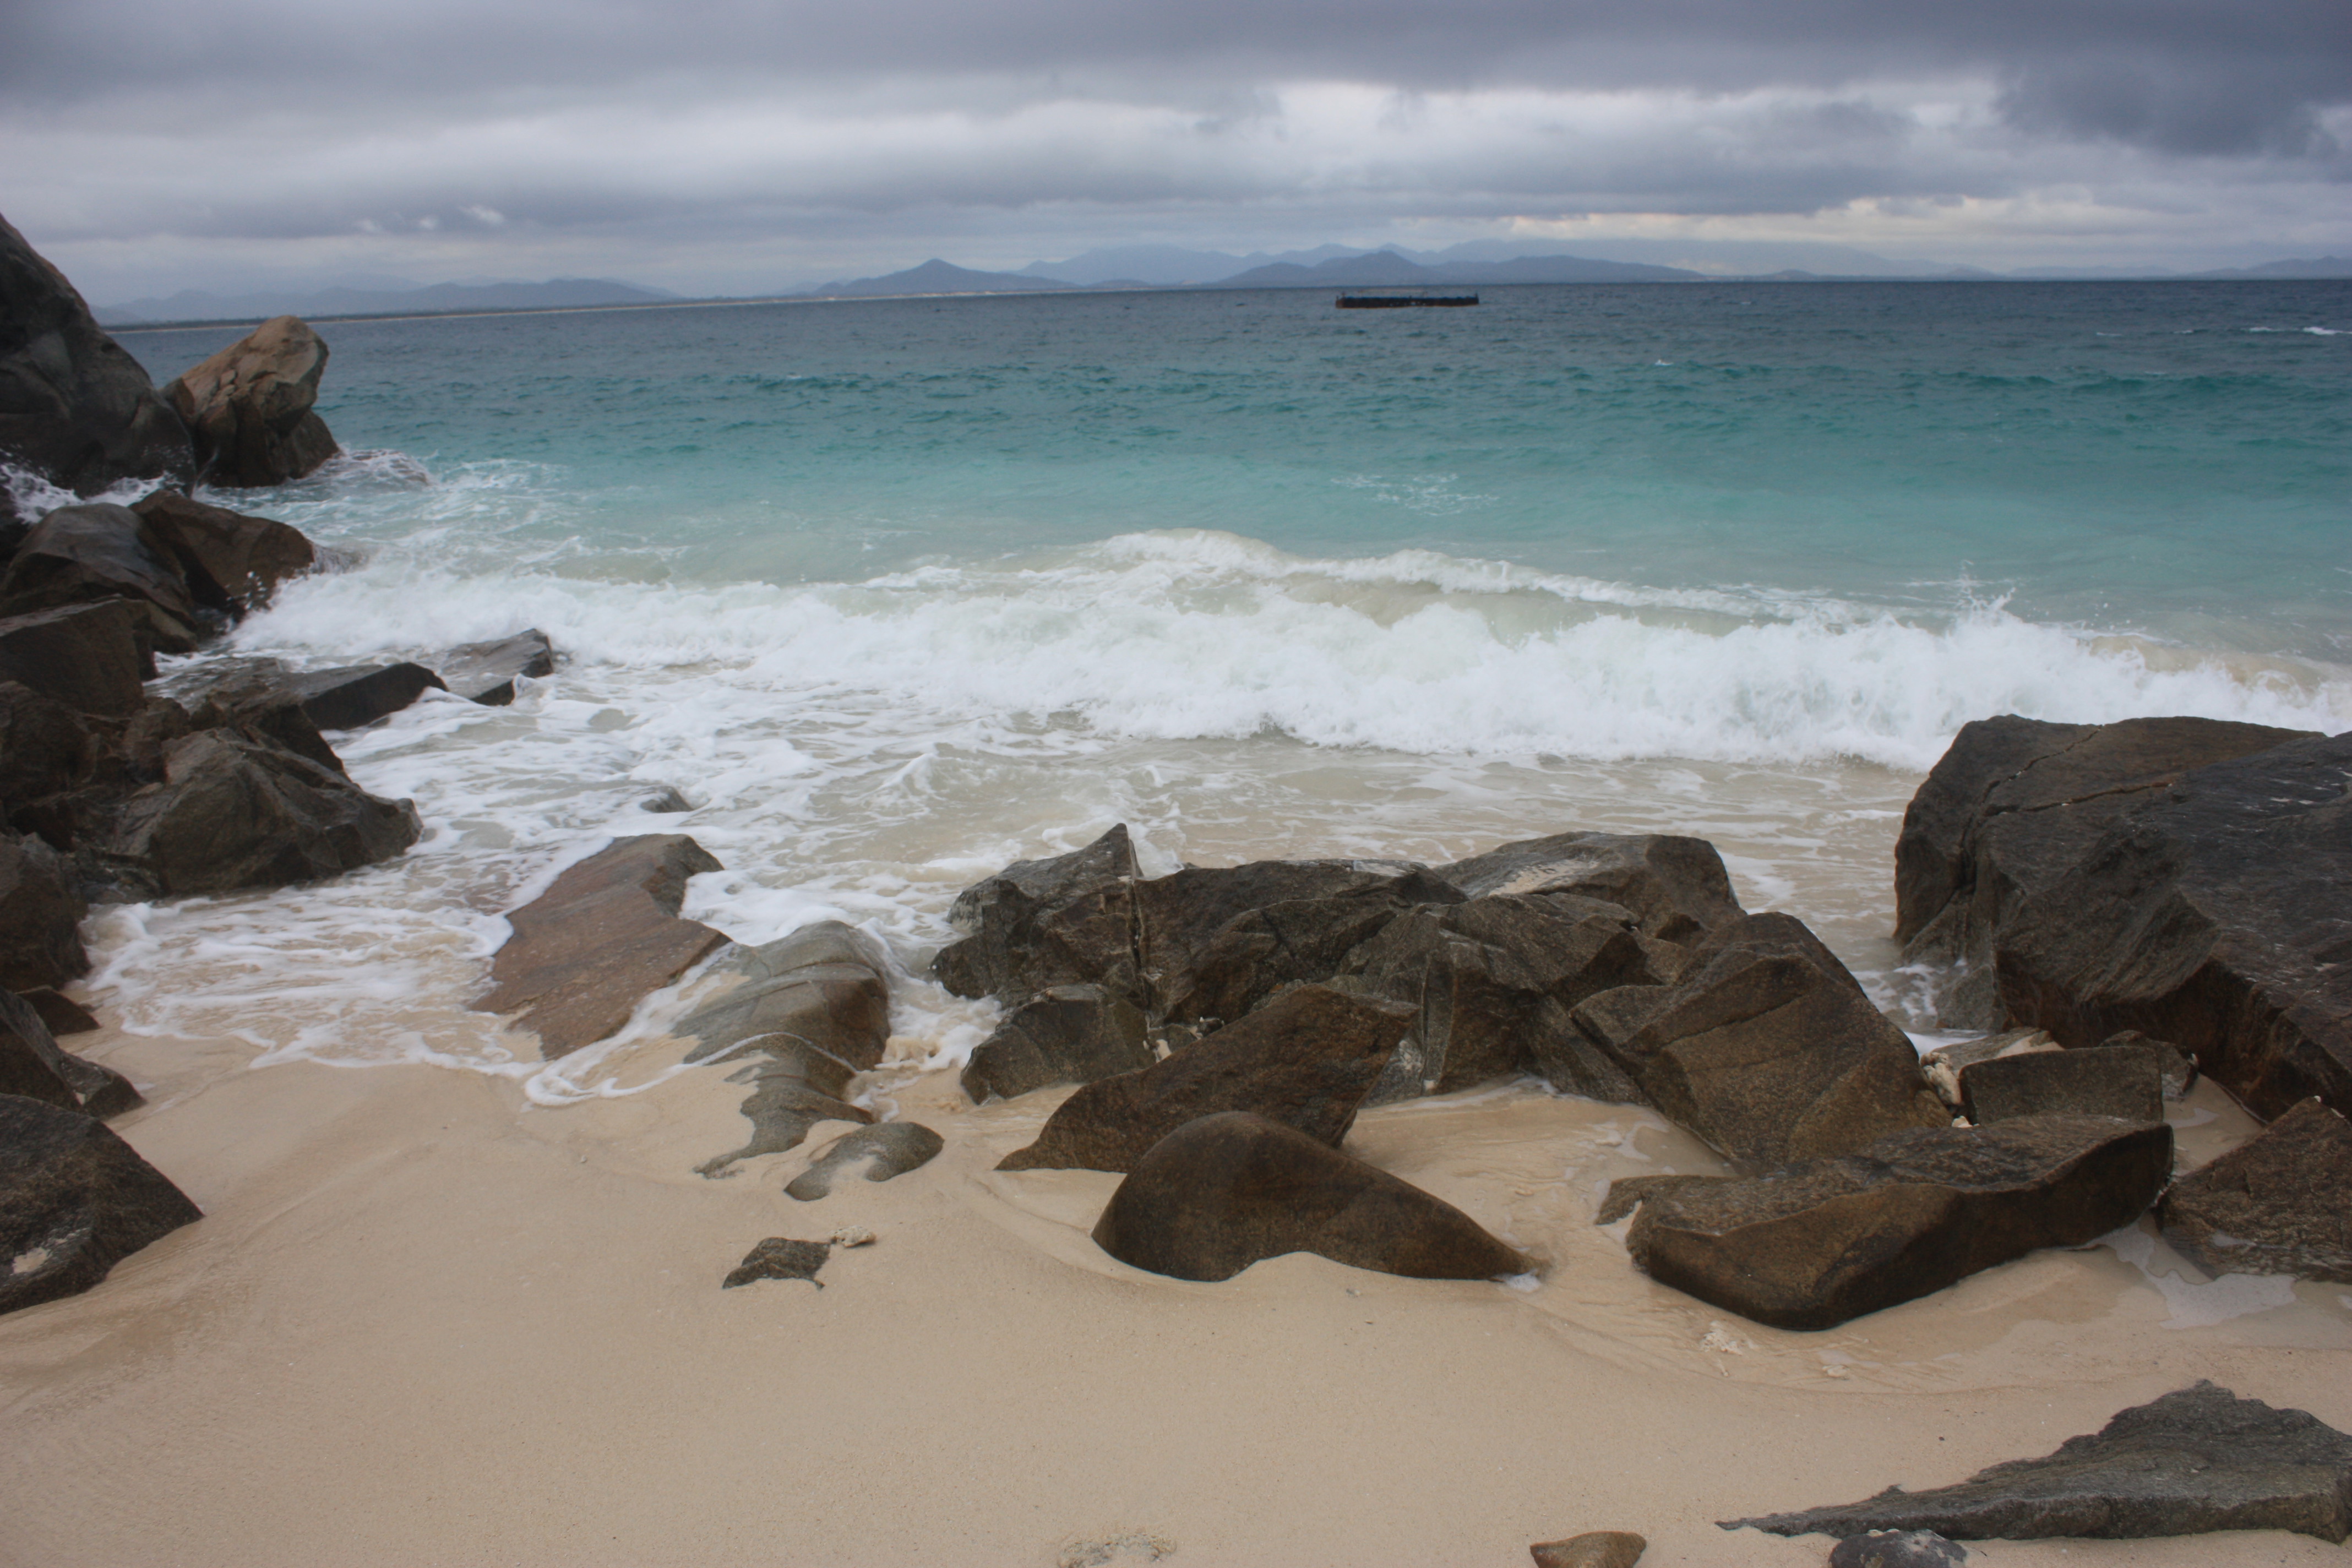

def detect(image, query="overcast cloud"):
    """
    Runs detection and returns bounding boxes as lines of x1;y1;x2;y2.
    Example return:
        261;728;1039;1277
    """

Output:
4;0;2347;297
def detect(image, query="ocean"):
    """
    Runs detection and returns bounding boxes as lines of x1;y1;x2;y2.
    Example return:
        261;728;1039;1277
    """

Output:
89;280;2352;1100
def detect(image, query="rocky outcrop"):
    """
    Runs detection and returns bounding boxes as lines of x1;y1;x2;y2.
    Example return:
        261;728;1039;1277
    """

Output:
1434;831;1741;942
435;629;556;706
694;1037;872;1179
283;662;448;730
0;830;88;990
1;1092;201;1315
677;921;891;1070
785;1121;944;1200
0;987;135;1117
2159;1098;2352;1282
998;985;1412;1173
1528;1534;1648;1568
162;315;339;487
1724;1382;2352;1543
129;490;316;613
961;983;1151;1103
1091;1110;1526;1282
1572;913;1947;1170
1959;1044;2163;1126
0;214;192;514
934;824;1142;1005
0;502;231;651
1605;1115;2172;1330
1995;731;2352;1120
0;600;151;717
475;835;727;1058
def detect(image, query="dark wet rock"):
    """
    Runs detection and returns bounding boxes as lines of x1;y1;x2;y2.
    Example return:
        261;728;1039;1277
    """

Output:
0;601;148;717
1148;864;1461;1026
1828;1531;1965;1567
2093;1030;2197;1100
962;983;1151;1103
0;830;88;990
1919;1028;2055;1109
677;921;892;1070
161;315;339;487
2159;1098;2352;1282
15;987;95;1036
1723;1381;2352;1543
721;1236;831;1289
0;502;231;651
1961;1045;2163;1127
0;677;102;810
639;787;690;813
1092;1110;1526;1282
1571;913;1948;1170
694;1036;872;1179
786;1121;944;1200
106;728;420;900
998;985;1412;1173
129;490;315;613
188;680;346;776
1896;716;2318;1028
0;1092;199;1315
934;824;1142;1006
1995;731;2352;1120
282;661;448;731
0;214;193;504
436;628;556;706
1434;831;1743;943
1609;1115;2173;1330
1528;1532;1647;1568
473;834;727;1059
0;988;135;1118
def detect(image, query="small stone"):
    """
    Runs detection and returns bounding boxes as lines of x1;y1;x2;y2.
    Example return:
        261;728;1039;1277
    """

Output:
829;1225;875;1248
721;1237;830;1289
1830;1531;1966;1567
1056;1529;1175;1567
1529;1530;1646;1568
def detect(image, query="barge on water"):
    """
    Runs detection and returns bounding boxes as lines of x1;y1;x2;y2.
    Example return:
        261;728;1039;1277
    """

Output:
1335;291;1479;308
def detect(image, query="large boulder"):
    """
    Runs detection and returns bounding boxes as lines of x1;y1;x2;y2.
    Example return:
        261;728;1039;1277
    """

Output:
1895;716;2317;1028
933;824;1141;1006
0;987;136;1117
129;489;315;613
161;315;339;487
2159;1098;2352;1282
1603;1115;2173;1330
1724;1382;2352;1544
0;501;229;652
473;834;728;1058
1;1092;201;1315
0;214;192;514
677;921;892;1070
1433;831;1743;943
106;728;420;899
998;984;1413;1173
0;600;150;717
961;983;1151;1103
435;629;556;706
0;830;88;990
1995;731;2352;1120
1092;1110;1526;1282
1571;913;1947;1170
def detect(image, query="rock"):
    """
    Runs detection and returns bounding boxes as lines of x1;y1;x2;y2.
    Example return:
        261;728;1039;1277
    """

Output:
934;824;1142;1006
282;661;448;731
2093;1030;2197;1099
188;680;347;776
1828;1531;1966;1567
0;830;88;989
161;315;339;487
0;988;136;1117
1435;831;1743;942
830;1224;875;1248
1571;913;1948;1170
1528;1532;1647;1568
1918;1028;2056;1109
998;985;1413;1173
785;1121;944;1200
677;921;892;1070
106;728;420;899
721;1236;830;1289
0;1092;200;1314
1961;1046;2163;1126
1609;1115;2173;1330
0;600;151;718
962;983;1152;1103
475;835;727;1059
1091;1110;1527;1282
129;490;315;613
0;502;230;650
639;787;690;813
15;987;96;1036
435;629;556;705
0;676;106;811
0;215;192;503
1723;1381;2352;1543
693;1036;873;1179
2159;1098;2352;1282
1896;716;2318;1028
1994;731;2352;1120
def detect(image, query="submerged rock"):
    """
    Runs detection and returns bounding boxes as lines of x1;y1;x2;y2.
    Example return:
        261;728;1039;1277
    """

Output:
785;1121;944;1200
282;661;447;731
162;315;340;487
1092;1110;1526;1283
998;985;1411;1173
1608;1115;2173;1330
435;629;556;706
2159;1098;2352;1282
0;1092;200;1315
473;834;727;1058
721;1237;831;1289
677;921;892;1070
961;983;1152;1103
1723;1381;2352;1543
694;1036;872;1179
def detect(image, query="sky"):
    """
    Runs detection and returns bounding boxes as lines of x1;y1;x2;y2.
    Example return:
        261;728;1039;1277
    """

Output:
4;0;2349;300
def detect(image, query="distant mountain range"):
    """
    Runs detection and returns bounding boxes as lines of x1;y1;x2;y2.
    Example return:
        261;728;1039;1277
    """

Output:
803;249;1697;297
95;277;679;326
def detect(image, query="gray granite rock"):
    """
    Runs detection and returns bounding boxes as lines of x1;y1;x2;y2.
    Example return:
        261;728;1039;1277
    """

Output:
2159;1098;2352;1282
785;1121;943;1200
